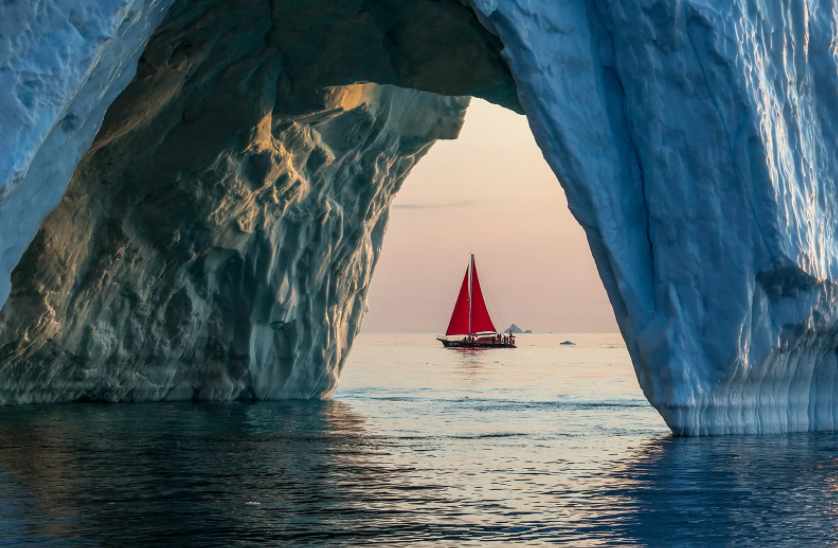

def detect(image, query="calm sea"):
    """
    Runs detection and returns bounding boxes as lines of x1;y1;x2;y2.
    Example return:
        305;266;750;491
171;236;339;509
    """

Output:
1;333;837;546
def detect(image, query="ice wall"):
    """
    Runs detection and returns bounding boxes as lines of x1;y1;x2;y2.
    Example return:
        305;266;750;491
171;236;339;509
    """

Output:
471;0;838;434
0;82;468;403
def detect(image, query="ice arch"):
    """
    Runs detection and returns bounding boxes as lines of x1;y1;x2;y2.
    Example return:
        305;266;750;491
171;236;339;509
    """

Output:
3;0;838;435
0;0;517;404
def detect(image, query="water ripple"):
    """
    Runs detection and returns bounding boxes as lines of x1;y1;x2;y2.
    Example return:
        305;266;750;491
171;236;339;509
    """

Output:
0;334;834;545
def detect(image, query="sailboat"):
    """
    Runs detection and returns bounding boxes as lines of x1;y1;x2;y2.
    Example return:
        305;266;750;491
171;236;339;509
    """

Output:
437;254;516;349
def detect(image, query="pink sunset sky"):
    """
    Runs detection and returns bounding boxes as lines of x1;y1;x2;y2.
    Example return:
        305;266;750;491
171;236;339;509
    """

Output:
361;98;618;334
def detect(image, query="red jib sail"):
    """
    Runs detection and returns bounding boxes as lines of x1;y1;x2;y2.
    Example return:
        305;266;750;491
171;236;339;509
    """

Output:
446;267;471;335
469;257;496;333
445;256;497;336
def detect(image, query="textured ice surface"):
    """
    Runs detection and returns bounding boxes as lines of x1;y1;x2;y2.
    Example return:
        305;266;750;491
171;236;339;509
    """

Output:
0;0;474;403
3;0;838;434
0;0;175;310
471;0;838;434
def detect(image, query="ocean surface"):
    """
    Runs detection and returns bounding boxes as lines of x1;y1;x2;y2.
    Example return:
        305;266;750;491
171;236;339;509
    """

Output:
1;333;838;546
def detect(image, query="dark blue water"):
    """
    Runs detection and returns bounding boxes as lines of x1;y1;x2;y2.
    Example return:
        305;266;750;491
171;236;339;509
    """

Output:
1;334;837;546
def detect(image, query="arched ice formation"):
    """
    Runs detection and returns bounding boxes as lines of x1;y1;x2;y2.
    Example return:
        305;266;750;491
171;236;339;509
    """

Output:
2;0;838;435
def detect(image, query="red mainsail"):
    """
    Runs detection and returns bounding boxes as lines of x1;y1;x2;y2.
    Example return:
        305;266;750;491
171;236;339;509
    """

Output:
445;255;497;336
445;267;471;335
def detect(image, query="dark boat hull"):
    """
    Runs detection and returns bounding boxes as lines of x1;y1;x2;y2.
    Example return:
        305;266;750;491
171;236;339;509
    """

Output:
438;338;516;349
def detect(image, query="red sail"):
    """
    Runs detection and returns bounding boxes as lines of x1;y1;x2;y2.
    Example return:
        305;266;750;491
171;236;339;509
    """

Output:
445;267;471;335
469;257;496;333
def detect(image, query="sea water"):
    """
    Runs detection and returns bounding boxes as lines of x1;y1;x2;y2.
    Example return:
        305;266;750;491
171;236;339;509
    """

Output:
0;334;837;546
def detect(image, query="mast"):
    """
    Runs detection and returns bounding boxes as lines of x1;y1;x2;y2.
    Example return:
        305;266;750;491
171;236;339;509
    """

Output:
468;254;474;337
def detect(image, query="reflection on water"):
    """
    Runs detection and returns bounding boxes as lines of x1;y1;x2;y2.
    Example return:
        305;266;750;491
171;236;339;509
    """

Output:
610;435;838;546
453;349;489;380
0;334;837;545
0;401;391;546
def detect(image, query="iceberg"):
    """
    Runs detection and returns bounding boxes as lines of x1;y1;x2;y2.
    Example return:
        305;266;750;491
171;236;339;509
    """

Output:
2;0;838;434
470;0;838;434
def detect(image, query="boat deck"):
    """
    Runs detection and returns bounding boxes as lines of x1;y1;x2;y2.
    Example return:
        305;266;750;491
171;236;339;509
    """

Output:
438;338;516;349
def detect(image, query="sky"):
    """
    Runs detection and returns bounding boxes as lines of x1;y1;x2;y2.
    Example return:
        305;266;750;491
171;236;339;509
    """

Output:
361;98;618;334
